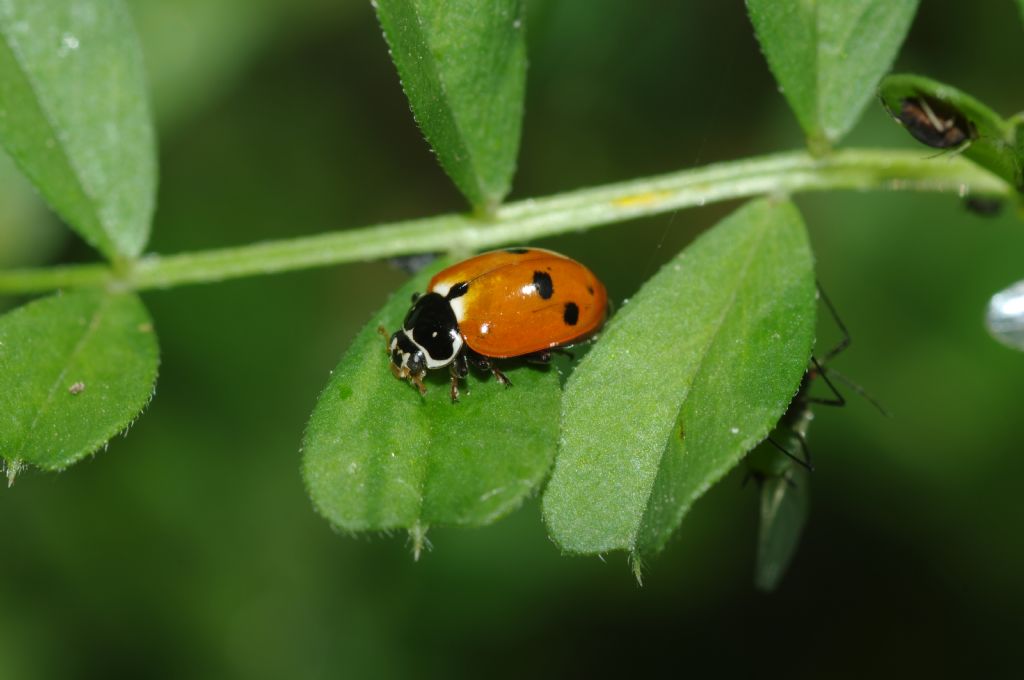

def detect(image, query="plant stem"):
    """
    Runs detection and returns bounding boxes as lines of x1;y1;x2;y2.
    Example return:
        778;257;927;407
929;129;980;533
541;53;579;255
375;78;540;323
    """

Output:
0;148;1011;294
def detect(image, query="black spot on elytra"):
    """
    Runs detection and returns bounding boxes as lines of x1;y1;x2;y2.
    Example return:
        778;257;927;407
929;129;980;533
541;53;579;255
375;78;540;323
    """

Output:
563;302;579;326
447;281;469;299
533;271;554;299
505;248;529;254
587;285;595;296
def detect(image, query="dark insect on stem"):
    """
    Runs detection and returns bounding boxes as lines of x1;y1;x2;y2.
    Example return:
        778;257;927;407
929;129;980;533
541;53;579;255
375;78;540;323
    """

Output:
388;252;439;275
964;196;1004;217
892;95;976;150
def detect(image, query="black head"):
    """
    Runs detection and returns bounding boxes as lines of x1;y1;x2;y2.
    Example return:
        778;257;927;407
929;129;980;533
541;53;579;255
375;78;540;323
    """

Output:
388;330;426;378
387;292;464;390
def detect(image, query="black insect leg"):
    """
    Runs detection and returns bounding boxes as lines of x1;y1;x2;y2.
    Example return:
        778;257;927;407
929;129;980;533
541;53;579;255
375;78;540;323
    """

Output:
821;366;891;417
524;350;552;365
524;345;579;364
804;284;890;413
464;349;513;388
491;366;512;387
449;352;469;402
766;434;814;472
804;356;846;408
816;282;851;365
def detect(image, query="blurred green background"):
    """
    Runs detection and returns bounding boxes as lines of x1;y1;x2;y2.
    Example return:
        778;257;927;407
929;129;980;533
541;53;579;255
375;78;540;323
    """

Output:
3;1;1024;677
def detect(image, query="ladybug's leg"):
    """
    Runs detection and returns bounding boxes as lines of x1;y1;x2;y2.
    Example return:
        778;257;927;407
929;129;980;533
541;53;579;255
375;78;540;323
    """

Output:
377;325;391;353
464;349;492;372
464;349;512;387
524;347;575;365
389;362;403;380
449;352;469;402
490;365;512;387
448;366;460;402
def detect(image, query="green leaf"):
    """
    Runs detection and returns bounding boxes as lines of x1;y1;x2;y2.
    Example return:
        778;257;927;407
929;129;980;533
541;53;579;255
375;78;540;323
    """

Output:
879;74;1023;191
373;0;526;213
543;198;816;564
746;444;810;592
0;0;157;260
0;290;159;477
747;0;919;153
302;260;560;554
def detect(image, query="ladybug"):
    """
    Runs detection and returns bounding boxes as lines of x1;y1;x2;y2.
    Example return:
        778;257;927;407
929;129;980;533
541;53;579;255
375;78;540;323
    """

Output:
383;248;608;400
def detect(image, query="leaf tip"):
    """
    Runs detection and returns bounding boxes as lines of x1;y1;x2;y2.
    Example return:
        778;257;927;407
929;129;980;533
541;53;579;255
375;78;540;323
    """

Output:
4;459;24;487
754;570;779;593
630;552;645;587
409;522;431;561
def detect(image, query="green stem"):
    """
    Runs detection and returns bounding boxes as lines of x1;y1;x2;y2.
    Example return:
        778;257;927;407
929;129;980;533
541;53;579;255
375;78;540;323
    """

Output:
0;148;1011;294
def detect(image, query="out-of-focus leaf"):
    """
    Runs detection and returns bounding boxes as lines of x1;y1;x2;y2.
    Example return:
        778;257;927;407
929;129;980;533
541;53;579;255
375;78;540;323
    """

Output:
543;198;815;567
129;0;356;128
303;259;560;554
373;0;526;213
747;0;919;153
0;290;159;476
0;0;156;260
0;148;64;271
879;74;1022;191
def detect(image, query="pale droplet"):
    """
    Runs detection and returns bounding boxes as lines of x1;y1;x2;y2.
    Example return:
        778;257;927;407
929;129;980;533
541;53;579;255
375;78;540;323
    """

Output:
986;279;1024;350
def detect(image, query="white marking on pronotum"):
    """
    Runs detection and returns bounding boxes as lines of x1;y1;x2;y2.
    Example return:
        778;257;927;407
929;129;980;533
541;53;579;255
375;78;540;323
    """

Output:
448;295;467;322
402;328;463;369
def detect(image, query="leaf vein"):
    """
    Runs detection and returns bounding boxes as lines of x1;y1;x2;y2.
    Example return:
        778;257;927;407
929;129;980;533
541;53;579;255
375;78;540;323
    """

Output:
629;217;774;550
0;20;108;251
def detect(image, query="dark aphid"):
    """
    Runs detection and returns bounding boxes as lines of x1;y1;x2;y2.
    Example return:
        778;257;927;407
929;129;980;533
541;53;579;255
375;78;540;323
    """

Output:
896;96;975;149
964;196;1004;217
388;252;439;275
